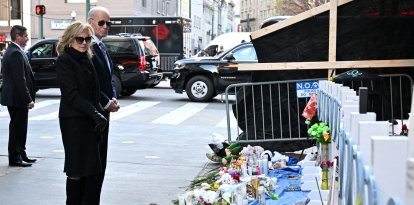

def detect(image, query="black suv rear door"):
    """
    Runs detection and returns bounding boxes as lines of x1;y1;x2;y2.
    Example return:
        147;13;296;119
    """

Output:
28;40;58;88
218;44;256;89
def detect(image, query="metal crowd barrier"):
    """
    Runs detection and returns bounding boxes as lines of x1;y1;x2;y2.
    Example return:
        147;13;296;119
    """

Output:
224;74;412;148
224;78;324;152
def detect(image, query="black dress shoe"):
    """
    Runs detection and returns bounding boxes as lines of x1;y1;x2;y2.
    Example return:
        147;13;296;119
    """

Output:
21;155;37;163
9;161;32;167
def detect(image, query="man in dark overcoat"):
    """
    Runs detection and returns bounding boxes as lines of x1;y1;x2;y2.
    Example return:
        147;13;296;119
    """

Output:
1;25;37;167
87;6;120;199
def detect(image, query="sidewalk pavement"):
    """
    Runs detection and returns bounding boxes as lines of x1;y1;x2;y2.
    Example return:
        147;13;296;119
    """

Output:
0;154;212;205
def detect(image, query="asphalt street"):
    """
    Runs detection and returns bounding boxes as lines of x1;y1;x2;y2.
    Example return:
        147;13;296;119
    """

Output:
0;80;234;205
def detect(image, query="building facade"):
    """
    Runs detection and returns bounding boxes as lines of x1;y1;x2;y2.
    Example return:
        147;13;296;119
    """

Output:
239;0;276;32
0;0;31;46
29;0;179;43
1;0;238;53
239;0;327;32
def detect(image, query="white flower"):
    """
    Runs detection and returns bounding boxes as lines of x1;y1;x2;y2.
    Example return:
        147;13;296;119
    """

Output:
201;190;218;203
216;173;232;184
200;183;211;190
193;189;202;198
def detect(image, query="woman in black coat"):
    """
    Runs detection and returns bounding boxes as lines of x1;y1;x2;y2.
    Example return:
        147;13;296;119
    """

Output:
56;21;107;205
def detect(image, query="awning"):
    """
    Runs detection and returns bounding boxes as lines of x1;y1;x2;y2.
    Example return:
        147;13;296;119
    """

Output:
0;26;12;34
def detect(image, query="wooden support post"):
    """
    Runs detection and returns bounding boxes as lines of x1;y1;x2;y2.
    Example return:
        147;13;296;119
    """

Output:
238;59;414;71
328;0;338;80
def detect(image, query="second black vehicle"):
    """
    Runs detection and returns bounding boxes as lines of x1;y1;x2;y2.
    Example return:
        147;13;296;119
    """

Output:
27;34;160;97
170;42;257;102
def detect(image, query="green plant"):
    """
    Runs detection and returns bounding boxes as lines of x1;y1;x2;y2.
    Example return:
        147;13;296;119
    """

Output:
307;122;331;144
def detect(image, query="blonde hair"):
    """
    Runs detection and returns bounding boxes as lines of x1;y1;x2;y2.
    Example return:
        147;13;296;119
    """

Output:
56;21;94;58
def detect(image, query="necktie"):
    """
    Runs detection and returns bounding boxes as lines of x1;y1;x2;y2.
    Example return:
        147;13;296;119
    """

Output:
98;42;111;73
98;42;106;53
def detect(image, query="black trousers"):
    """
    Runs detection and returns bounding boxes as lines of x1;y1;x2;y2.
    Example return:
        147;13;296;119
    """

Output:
7;106;28;162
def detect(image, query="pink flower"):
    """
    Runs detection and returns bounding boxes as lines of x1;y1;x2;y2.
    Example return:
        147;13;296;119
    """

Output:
320;160;333;171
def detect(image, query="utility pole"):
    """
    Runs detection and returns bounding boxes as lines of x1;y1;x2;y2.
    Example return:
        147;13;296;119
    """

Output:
189;0;191;18
37;0;43;39
7;0;10;28
86;0;90;21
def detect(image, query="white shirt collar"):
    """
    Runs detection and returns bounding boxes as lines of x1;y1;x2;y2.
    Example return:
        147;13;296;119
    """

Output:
12;42;24;51
92;35;103;44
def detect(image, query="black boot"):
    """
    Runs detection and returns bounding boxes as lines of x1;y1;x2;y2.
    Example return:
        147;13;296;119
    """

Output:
82;175;100;205
66;178;83;205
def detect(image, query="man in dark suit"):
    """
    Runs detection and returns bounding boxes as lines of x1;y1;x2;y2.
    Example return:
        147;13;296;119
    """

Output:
1;25;37;167
88;6;120;198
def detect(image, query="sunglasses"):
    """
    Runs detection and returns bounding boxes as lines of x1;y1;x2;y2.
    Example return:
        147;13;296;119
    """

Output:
97;20;112;27
75;36;92;44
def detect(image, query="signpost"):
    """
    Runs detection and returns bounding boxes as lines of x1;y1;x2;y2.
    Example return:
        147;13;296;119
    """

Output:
35;4;45;39
296;81;319;98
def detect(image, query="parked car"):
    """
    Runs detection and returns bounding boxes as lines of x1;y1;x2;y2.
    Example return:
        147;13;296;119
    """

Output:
170;42;257;102
260;16;292;28
26;34;160;97
195;32;251;57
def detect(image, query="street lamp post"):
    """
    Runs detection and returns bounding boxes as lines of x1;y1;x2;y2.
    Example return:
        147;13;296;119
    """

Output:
71;11;76;22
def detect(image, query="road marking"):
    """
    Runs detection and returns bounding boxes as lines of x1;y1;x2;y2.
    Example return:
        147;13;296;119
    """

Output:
111;101;160;121
145;155;160;159
29;111;58;121
0;99;60;117
32;100;60;110
216;114;238;128
40;136;55;139
121;141;135;144
151;103;208;125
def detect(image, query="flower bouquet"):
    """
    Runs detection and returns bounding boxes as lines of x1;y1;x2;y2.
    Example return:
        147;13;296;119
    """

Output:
320;160;333;190
307;122;331;144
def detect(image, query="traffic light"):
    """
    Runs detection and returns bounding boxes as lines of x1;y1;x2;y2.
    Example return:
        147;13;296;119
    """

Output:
35;5;46;15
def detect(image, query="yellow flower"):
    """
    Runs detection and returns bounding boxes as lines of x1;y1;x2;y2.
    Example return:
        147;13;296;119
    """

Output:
212;183;220;190
323;132;330;141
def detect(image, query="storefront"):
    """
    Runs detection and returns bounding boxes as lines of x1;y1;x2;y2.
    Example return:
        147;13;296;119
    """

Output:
0;26;12;55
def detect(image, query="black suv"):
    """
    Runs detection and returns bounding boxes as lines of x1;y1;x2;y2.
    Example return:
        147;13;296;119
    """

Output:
170;42;257;102
26;34;160;97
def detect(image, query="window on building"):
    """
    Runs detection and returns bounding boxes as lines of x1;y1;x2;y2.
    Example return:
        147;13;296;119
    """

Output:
0;0;8;20
142;0;146;7
157;0;161;14
165;1;169;16
11;0;21;19
161;0;166;15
